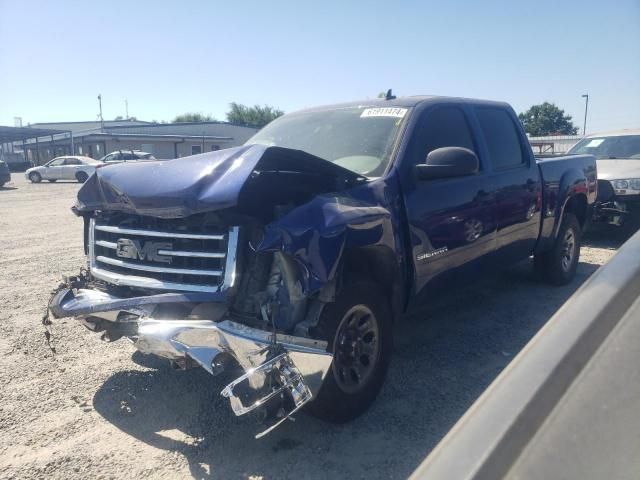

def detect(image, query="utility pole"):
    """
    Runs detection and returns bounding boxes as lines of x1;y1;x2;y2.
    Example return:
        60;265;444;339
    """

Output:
125;98;129;120
97;94;104;132
581;94;589;136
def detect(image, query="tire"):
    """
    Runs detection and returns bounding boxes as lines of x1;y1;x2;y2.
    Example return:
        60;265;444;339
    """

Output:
29;172;41;183
307;277;393;423
76;171;89;183
535;213;581;285
48;179;57;183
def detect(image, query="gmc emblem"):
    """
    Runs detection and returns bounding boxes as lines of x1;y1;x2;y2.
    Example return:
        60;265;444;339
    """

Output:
115;238;173;264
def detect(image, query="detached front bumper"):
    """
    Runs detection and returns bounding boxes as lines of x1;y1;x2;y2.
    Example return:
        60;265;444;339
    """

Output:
50;287;332;437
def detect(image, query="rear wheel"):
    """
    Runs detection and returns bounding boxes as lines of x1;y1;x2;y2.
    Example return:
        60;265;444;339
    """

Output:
308;278;392;423
76;171;89;183
29;172;41;183
535;213;581;285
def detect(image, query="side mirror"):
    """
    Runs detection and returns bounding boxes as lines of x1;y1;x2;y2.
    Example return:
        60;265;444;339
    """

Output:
415;147;479;181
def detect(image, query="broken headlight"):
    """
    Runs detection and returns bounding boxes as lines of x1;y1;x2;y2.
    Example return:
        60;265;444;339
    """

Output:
612;179;640;194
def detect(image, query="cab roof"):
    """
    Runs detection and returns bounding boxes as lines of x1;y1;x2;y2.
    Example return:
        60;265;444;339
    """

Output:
294;95;512;114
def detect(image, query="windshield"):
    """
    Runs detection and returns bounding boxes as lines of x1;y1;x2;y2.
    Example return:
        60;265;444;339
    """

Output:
246;106;409;176
568;135;640;159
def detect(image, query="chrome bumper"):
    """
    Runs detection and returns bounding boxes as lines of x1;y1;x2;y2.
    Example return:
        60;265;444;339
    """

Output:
51;287;332;437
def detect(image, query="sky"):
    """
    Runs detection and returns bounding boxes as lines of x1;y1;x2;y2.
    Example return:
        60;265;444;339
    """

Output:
1;0;639;133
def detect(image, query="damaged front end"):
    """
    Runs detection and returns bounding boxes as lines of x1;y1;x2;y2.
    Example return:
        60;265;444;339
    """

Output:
593;180;629;226
50;282;332;437
48;144;378;436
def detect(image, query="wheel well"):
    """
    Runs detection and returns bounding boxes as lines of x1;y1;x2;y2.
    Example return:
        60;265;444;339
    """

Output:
564;194;588;229
341;246;403;320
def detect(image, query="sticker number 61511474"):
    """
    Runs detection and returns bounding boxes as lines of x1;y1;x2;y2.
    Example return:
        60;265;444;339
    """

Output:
360;107;408;118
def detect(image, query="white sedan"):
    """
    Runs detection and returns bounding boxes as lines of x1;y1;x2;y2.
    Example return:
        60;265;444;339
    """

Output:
25;156;102;183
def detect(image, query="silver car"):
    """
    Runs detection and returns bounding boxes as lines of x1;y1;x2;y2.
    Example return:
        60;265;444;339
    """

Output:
25;156;102;183
100;150;156;163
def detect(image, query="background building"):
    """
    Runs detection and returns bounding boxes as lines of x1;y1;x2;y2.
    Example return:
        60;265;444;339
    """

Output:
3;119;258;167
527;134;582;155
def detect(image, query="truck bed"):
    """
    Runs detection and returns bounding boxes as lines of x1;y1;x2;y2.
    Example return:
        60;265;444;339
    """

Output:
536;154;597;251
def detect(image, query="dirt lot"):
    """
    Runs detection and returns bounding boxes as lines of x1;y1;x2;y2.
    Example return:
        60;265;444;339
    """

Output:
0;174;622;479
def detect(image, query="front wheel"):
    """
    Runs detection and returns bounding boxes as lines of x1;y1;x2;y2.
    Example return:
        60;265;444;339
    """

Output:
29;172;41;183
307;278;392;423
535;213;581;285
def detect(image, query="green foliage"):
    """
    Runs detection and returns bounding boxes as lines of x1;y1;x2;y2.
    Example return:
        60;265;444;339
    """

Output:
518;102;578;136
226;103;284;128
172;112;214;123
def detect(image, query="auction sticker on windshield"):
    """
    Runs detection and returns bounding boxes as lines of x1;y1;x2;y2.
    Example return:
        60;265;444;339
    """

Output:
360;107;408;118
585;138;605;147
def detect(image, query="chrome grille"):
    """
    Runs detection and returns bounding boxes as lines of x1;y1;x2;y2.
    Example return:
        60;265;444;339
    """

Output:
89;217;238;293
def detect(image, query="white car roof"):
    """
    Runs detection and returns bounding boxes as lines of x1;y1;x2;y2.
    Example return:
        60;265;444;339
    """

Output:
586;129;640;138
51;155;100;162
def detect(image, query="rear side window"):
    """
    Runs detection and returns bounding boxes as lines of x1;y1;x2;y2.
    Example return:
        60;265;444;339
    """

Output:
409;106;476;166
476;107;525;169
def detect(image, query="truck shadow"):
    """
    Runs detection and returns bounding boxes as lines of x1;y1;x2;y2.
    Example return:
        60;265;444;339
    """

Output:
93;258;608;479
583;226;637;249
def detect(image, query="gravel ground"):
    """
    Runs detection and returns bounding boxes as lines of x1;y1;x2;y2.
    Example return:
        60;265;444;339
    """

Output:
0;174;623;479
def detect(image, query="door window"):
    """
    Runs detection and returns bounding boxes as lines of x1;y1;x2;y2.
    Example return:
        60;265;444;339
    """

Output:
48;158;65;167
409;107;476;167
64;158;81;165
476;108;525;170
103;153;121;162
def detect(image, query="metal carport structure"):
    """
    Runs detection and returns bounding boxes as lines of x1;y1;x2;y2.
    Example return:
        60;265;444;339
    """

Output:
0;125;72;169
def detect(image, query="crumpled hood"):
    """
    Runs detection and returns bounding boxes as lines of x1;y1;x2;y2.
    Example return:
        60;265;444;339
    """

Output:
75;144;364;218
596;159;640;181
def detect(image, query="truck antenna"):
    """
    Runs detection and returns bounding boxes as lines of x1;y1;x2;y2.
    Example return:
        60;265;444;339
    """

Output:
385;89;396;100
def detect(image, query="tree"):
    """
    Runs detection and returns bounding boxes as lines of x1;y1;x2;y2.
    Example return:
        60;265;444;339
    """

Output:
172;112;214;123
518;102;578;136
226;103;284;128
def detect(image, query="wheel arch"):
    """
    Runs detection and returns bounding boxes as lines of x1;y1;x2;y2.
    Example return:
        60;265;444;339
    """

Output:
340;245;404;322
560;193;588;233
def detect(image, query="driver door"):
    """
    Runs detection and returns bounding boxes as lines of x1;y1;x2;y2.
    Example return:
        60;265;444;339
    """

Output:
401;105;497;298
44;158;65;179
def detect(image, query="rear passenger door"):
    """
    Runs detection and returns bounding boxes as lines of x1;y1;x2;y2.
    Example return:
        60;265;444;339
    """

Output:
402;105;497;296
474;107;541;264
63;158;81;179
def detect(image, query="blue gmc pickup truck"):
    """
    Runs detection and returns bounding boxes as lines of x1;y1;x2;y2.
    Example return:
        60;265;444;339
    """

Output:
50;95;596;436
